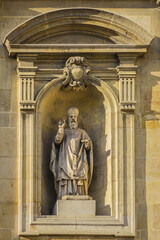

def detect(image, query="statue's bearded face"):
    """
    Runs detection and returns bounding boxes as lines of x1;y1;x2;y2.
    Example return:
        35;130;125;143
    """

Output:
68;113;78;129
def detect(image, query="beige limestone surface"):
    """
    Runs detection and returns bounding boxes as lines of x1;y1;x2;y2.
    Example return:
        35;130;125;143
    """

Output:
55;199;96;217
0;1;160;240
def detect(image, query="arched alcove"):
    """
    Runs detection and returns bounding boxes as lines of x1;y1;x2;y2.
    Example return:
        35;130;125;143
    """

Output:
36;79;118;216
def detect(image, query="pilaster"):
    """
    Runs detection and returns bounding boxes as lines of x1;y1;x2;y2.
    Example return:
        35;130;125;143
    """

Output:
117;54;138;111
17;55;38;111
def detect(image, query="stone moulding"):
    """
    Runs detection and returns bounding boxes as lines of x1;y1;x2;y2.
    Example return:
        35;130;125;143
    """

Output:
4;43;150;56
3;7;154;238
4;8;154;47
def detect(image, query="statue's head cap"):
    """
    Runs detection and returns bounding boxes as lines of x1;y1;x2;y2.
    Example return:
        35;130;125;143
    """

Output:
67;107;79;117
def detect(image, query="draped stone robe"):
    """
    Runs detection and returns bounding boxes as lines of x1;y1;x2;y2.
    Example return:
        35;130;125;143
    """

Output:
50;128;93;199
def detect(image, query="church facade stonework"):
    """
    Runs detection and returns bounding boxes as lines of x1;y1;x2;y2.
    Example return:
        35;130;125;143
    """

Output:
0;1;160;240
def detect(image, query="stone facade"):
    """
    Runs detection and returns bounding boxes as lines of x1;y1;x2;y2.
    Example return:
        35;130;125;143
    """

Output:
0;1;160;240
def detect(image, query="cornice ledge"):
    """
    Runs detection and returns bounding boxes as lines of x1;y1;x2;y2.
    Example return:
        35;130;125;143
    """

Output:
4;8;154;57
7;44;149;57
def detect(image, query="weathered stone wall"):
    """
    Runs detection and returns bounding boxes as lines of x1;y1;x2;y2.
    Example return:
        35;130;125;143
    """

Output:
0;1;160;240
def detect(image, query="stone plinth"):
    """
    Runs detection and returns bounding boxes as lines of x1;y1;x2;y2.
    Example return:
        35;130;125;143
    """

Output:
53;195;96;217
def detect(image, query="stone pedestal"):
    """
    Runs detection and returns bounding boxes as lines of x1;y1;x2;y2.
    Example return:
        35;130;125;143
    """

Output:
53;195;96;217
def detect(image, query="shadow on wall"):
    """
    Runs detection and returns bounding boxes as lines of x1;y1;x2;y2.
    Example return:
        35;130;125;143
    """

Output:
41;84;112;216
0;0;157;19
135;37;160;240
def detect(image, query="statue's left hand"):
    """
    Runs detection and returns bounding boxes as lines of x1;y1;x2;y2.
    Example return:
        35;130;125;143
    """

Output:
82;139;91;150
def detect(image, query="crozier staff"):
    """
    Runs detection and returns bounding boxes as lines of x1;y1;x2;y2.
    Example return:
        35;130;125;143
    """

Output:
50;107;93;199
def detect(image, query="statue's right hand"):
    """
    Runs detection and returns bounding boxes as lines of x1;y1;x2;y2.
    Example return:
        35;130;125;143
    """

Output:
58;118;66;129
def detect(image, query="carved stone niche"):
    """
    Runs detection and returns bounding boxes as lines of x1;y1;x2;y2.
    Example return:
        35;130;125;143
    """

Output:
4;8;154;239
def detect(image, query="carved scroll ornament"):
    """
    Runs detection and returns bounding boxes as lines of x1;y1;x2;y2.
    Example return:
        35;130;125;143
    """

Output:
56;56;99;91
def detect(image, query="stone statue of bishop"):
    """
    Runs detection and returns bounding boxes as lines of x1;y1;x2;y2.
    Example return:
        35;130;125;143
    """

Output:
50;107;93;199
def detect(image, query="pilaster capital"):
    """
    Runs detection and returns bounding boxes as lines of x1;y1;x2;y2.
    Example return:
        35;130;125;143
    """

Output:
19;101;36;112
17;55;38;111
116;54;138;112
17;54;38;78
116;65;138;77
